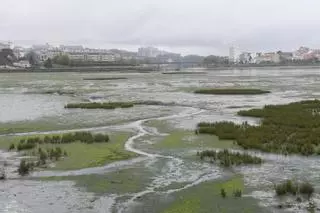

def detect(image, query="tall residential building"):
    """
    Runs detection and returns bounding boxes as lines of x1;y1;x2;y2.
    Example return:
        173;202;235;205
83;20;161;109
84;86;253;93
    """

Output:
229;46;235;63
138;47;161;58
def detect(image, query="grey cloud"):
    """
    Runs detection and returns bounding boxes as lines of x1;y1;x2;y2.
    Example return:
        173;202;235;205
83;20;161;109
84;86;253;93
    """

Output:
1;0;320;54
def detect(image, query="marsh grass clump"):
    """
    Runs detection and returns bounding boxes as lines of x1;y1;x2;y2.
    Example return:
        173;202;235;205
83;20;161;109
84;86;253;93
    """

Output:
233;189;242;198
199;149;262;167
197;100;320;156
83;77;127;81
65;102;134;109
197;122;242;140
274;180;314;198
220;188;227;198
14;132;109;151
8;144;15;151
14;131;109;175
18;160;33;176
194;88;270;95
300;182;314;199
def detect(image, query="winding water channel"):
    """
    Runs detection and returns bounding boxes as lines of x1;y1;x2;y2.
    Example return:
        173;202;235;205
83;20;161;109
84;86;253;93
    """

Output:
1;69;320;213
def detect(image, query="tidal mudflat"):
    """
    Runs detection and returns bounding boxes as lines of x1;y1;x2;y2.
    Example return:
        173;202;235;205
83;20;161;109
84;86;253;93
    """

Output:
1;69;320;213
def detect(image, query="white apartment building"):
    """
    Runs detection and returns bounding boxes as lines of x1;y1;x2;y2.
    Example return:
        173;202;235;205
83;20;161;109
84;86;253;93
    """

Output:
138;47;161;58
68;53;85;61
255;52;280;64
0;42;10;50
68;52;116;62
229;47;236;63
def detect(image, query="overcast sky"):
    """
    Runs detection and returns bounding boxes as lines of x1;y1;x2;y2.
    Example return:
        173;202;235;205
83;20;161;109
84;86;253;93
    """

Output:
1;0;320;55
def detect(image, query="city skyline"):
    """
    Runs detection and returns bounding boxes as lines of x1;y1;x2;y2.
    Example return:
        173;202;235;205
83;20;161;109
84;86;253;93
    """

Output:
2;0;320;55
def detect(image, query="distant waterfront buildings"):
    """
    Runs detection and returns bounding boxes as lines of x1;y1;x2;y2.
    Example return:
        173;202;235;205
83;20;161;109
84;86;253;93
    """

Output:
3;40;320;68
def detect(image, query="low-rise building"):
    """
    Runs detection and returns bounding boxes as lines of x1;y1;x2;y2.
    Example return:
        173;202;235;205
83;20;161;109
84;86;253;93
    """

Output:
68;52;85;61
138;47;161;58
255;52;280;64
0;42;10;50
68;52;116;62
13;60;31;68
60;45;84;53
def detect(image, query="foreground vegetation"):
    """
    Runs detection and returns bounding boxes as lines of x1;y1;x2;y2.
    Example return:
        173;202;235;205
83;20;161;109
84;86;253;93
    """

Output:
274;180;315;199
197;100;320;155
65;102;134;109
11;131;109;152
4;132;135;173
194;88;270;95
162;176;265;213
42;168;150;195
198;149;262;167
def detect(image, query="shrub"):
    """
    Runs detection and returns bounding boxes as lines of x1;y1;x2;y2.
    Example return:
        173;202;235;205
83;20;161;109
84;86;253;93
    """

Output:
94;133;109;143
17;142;36;151
199;149;262;167
275;180;314;198
233;189;242;198
8;144;15;151
39;150;48;165
220;188;227;198
275;183;288;196
18;160;32;176
300;182;314;198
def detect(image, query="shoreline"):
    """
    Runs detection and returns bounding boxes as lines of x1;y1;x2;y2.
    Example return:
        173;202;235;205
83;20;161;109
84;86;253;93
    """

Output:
1;64;320;73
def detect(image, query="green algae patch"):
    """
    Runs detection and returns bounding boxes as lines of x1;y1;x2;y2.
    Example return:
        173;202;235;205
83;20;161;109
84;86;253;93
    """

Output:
0;132;137;170
162;176;264;213
155;131;237;150
41;168;150;195
0;120;68;135
144;120;238;150
50;133;136;170
194;88;270;95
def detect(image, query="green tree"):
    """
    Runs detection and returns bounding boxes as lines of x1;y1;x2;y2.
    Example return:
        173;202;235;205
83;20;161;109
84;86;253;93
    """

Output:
43;58;53;68
52;54;70;66
58;55;70;65
26;51;39;66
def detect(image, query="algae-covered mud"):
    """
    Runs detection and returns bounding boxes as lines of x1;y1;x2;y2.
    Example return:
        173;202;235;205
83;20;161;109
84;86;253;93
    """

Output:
1;69;320;213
